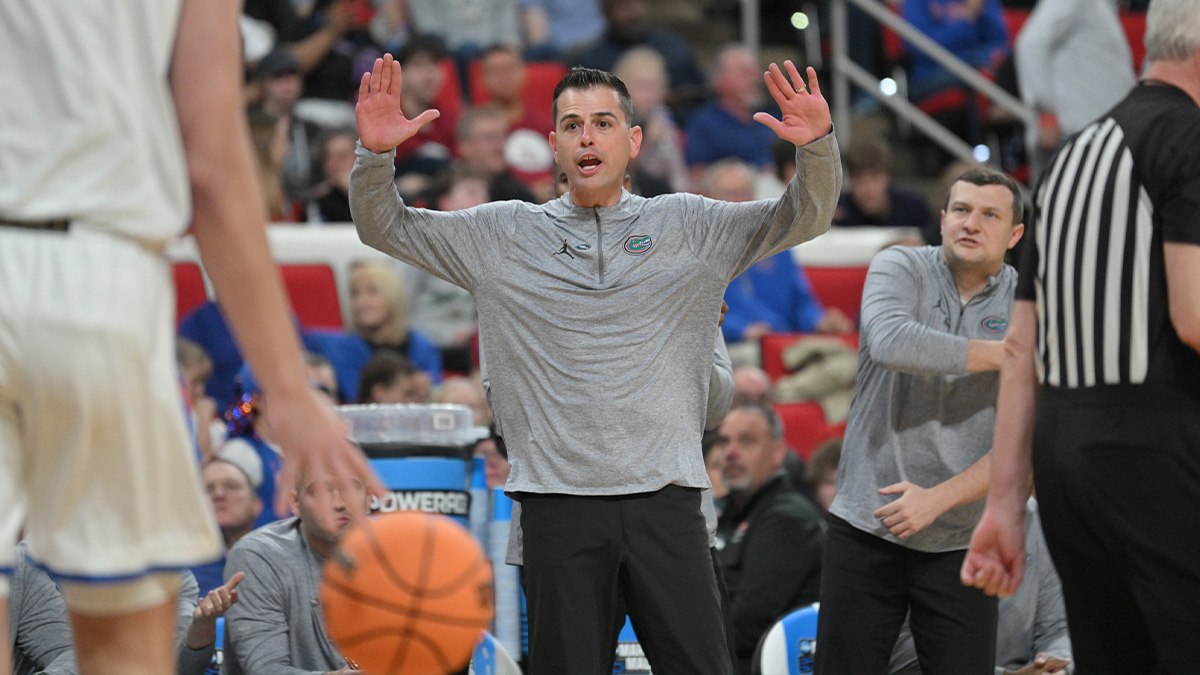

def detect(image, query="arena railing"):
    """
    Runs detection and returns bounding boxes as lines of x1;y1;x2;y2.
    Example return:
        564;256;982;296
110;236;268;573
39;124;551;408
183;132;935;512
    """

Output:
828;0;1034;164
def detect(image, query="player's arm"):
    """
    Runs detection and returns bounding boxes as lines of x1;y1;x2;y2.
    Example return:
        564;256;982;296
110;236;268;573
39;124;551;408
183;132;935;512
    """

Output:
171;0;380;511
1165;242;1200;354
875;452;991;539
962;300;1039;597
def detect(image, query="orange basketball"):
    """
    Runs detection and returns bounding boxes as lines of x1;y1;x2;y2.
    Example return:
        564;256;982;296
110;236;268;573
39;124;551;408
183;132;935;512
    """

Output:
321;512;494;675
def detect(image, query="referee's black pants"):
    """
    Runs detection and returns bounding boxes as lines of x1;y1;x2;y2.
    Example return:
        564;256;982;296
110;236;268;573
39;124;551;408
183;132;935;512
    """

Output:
814;514;998;675
1033;387;1200;674
519;485;732;675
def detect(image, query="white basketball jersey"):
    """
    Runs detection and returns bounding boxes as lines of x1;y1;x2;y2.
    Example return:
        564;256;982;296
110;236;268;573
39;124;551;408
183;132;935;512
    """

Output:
0;0;190;245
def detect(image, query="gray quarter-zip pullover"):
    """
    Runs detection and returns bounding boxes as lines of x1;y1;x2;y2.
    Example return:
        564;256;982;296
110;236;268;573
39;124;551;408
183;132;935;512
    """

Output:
830;245;1016;551
350;134;841;495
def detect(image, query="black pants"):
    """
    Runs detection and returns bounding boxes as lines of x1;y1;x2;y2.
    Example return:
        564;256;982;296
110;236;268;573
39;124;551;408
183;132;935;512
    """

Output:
814;515;997;675
519;485;732;675
1033;388;1200;674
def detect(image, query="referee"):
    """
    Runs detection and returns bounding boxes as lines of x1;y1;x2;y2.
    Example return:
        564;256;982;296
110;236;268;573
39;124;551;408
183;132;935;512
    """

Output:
963;1;1200;673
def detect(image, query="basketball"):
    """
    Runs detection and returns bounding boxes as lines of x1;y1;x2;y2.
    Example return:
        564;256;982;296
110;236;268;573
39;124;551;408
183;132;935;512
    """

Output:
321;512;495;675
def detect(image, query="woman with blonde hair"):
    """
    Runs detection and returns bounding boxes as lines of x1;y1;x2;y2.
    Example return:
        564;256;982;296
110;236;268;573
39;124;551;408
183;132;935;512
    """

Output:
349;261;442;383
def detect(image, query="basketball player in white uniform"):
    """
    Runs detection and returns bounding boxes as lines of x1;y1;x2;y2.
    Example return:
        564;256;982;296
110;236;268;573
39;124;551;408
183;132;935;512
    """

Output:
0;2;380;673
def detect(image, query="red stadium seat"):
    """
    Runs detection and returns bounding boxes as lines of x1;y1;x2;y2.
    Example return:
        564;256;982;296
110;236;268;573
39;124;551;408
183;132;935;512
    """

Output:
524;62;568;113
760;332;860;383
279;264;343;330
432;58;464;121
774;401;845;461
1002;8;1031;42
806;265;869;322
173;262;207;327
1120;12;1146;72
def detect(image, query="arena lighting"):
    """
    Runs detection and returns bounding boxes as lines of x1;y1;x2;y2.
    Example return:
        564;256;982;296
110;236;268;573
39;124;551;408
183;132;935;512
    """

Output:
879;78;898;96
973;145;991;162
791;12;810;29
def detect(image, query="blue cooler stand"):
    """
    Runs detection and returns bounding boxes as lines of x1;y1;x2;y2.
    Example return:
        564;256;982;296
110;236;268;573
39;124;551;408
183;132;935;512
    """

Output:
338;403;488;528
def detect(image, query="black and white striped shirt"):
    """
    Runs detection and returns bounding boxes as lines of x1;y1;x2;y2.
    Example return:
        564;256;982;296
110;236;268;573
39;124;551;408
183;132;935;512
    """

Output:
1016;82;1200;392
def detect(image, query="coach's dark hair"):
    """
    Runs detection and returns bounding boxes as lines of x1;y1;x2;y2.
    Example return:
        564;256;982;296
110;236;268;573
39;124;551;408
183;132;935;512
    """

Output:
945;166;1024;226
551;67;635;127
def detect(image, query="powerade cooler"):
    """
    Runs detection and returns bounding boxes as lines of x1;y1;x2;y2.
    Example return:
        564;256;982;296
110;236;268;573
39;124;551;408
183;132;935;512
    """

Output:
338;403;488;526
339;404;525;671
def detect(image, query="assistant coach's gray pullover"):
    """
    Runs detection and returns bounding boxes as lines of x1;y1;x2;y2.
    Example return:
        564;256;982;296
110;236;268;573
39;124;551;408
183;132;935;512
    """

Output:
829;245;1016;552
350;135;840;496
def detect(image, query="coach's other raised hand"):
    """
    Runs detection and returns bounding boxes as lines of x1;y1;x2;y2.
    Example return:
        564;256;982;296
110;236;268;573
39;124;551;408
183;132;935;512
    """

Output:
356;53;441;153
753;60;832;147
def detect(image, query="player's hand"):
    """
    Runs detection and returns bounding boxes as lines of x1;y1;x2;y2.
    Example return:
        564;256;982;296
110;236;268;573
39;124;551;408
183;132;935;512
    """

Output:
874;481;945;538
193;572;244;621
266;388;385;516
753;61;832;147
961;506;1027;597
356;53;441;153
718;301;729;327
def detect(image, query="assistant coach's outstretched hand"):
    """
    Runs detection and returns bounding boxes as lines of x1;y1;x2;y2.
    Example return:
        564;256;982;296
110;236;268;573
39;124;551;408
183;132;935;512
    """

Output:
356;53;441;153
754;61;832;147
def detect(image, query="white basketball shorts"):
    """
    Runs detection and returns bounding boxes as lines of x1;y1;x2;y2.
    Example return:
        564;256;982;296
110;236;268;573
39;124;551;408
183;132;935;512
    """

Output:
0;225;219;591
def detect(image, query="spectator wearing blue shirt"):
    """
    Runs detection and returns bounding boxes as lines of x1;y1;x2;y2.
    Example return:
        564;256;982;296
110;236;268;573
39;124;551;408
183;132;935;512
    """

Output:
521;0;605;59
179;301;244;414
903;0;1009;142
701;161;855;343
685;45;779;183
904;0;1009;86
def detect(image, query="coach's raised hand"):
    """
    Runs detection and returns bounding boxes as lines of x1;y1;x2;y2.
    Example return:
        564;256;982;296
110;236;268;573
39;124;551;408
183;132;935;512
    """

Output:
356;53;441;153
753;60;832;147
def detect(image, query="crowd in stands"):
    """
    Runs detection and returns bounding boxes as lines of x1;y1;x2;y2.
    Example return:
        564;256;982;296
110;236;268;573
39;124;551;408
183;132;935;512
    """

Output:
19;0;1175;671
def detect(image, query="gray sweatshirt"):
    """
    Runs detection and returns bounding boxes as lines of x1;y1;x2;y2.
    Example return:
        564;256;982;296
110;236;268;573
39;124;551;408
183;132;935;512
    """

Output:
8;543;74;675
350;135;840;496
222;518;345;675
829;245;1016;552
7;543;214;675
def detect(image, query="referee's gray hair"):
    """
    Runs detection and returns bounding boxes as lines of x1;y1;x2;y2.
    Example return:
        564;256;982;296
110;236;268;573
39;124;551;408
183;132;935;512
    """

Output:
1145;0;1200;63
